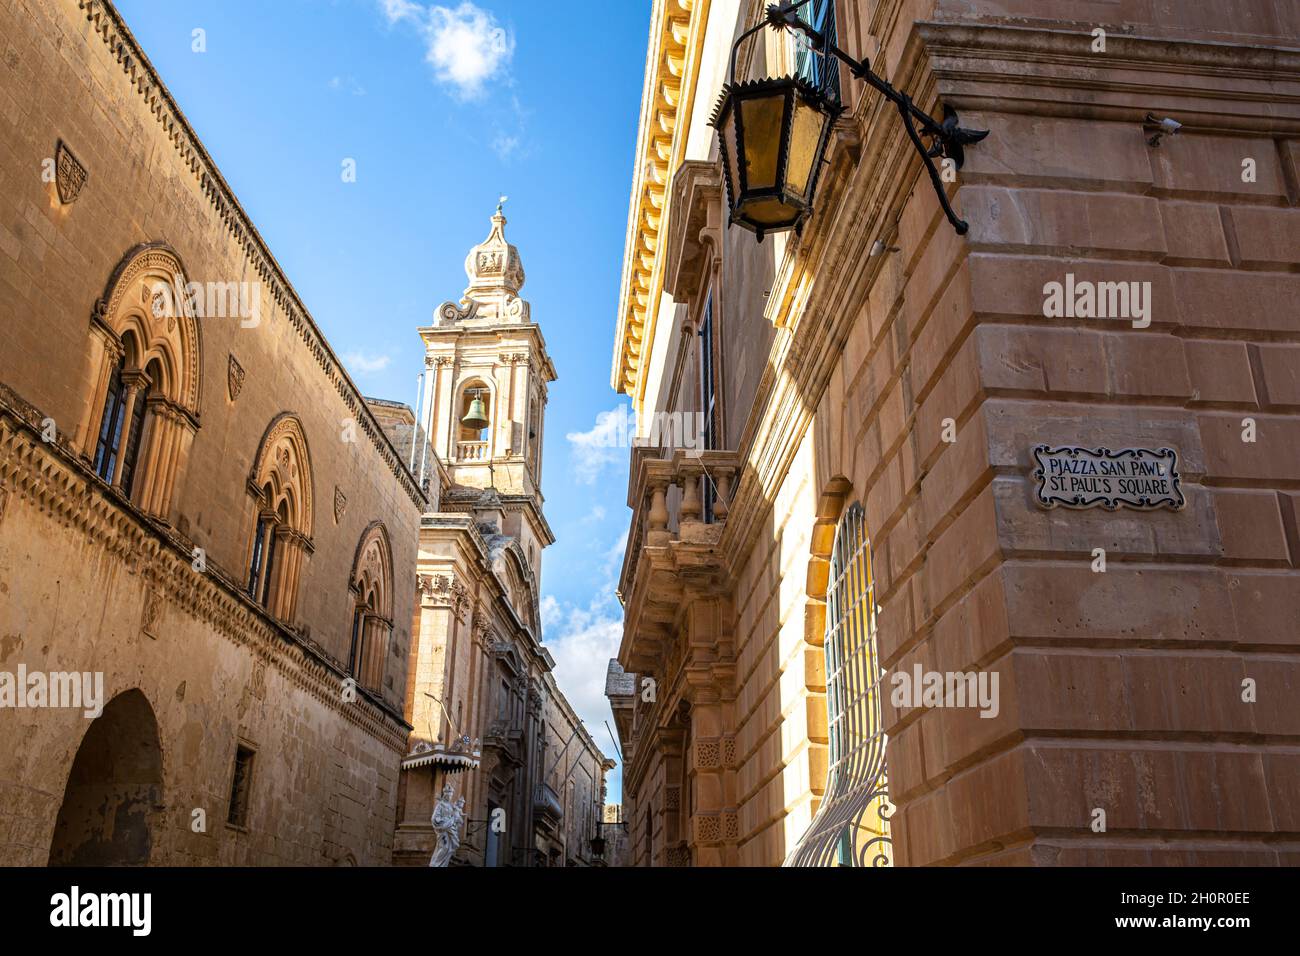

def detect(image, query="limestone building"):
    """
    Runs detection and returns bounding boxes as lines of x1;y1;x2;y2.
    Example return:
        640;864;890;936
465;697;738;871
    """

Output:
0;0;422;865
608;0;1300;866
393;209;614;867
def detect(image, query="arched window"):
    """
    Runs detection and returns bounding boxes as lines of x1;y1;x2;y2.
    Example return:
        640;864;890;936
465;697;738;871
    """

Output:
78;244;201;517
348;522;393;692
786;501;892;866
247;415;314;623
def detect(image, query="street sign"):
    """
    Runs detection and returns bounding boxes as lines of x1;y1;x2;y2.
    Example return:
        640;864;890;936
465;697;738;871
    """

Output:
1032;445;1184;512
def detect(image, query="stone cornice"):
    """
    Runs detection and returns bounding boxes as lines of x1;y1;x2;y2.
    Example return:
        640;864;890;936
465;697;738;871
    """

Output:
0;388;412;753
611;0;712;400
78;1;427;511
418;321;558;384
918;22;1300;133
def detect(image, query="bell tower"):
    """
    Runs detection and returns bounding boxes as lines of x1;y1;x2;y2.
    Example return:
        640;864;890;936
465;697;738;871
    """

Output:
417;203;557;573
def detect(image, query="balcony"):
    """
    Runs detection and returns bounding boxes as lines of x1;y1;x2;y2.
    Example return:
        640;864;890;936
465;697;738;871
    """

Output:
456;440;488;462
617;446;738;673
533;782;563;829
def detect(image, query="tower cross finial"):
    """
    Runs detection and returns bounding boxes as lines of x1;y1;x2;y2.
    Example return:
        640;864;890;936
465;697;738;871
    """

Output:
496;194;508;215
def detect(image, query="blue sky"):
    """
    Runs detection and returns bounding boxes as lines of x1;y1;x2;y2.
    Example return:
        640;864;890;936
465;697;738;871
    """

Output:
113;0;647;799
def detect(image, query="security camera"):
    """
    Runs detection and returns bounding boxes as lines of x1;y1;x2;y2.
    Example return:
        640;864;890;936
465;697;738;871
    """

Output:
869;239;901;257
1145;114;1182;147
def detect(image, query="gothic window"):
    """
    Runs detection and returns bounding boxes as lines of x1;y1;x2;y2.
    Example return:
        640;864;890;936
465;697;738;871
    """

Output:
246;415;314;624
92;355;128;482
247;508;270;599
120;358;162;498
80;244;201;518
792;0;840;104
786;502;893;866
348;522;393;693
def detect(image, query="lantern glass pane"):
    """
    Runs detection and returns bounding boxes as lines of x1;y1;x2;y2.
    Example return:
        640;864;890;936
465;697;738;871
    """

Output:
785;97;827;199
722;107;743;202
739;91;786;190
744;197;800;226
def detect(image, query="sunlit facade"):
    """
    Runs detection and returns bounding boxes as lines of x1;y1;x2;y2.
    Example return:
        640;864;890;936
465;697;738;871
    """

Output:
606;0;1300;867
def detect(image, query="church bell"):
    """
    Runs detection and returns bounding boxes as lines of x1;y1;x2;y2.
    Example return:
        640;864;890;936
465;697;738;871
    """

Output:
462;395;490;431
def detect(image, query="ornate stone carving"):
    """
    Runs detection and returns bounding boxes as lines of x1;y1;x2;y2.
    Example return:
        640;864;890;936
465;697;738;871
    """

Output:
333;487;347;524
722;811;740;841
695;738;721;770
438;299;479;324
227;354;245;401
55;140;87;204
141;587;162;640
694;814;722;845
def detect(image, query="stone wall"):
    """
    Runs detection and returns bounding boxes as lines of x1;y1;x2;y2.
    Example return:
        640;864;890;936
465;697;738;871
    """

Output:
0;0;421;865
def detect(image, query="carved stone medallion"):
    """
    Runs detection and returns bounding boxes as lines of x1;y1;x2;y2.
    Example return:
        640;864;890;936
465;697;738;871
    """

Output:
228;354;245;401
55;140;87;204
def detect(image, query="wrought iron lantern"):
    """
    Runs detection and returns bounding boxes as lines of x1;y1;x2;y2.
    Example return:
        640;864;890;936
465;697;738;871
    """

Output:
589;832;606;859
711;76;840;241
713;1;988;237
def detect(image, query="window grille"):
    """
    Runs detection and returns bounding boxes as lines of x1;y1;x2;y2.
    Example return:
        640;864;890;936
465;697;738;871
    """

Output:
785;502;892;866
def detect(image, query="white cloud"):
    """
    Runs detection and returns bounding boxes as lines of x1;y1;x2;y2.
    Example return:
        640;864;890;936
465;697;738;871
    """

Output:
380;0;423;24
491;132;520;161
342;351;392;374
541;530;630;777
539;594;561;629
566;405;633;485
426;3;514;97
328;75;366;96
544;592;623;765
378;2;514;99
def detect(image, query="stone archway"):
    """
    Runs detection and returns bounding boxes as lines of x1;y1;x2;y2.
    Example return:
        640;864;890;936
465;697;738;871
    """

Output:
48;689;164;866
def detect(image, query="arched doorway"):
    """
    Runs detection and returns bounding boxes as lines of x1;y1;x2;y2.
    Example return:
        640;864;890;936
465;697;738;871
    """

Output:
48;689;164;866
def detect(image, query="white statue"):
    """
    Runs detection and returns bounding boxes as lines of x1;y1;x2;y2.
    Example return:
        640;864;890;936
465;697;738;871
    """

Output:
429;782;466;867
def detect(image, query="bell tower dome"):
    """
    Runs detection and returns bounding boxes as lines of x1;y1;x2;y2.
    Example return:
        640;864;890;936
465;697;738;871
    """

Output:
416;204;557;575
